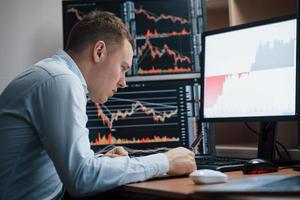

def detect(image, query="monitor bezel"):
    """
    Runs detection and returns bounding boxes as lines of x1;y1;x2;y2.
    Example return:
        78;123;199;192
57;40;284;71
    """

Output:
200;15;299;122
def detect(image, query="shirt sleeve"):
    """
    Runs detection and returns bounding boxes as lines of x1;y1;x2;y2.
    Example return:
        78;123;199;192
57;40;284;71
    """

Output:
30;74;169;197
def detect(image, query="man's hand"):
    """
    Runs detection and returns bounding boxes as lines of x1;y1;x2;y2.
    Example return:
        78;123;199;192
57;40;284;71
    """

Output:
164;147;196;175
105;146;128;158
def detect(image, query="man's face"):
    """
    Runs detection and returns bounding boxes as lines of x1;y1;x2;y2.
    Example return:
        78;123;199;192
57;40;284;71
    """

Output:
88;39;133;104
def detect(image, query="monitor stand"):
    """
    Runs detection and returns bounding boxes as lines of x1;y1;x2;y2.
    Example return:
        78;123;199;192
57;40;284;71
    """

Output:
257;121;277;161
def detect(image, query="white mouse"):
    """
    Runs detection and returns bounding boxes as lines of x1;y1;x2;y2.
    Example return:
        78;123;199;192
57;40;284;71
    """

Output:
189;169;228;184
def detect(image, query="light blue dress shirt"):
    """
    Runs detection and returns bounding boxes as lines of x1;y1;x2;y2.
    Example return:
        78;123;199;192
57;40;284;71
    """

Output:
0;50;169;199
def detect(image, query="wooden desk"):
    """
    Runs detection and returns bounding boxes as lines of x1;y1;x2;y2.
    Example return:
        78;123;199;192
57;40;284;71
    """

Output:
117;168;300;200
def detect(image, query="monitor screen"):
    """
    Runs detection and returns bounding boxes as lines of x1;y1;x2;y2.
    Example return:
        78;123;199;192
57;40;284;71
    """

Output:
86;78;207;153
62;0;205;76
201;16;298;121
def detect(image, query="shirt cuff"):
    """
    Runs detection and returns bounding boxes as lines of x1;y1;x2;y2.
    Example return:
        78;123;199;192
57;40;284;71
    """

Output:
136;153;169;178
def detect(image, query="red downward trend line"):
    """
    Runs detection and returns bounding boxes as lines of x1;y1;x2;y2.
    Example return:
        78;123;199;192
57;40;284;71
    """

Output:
95;103;112;129
134;7;189;24
138;39;191;65
67;8;84;21
95;101;177;129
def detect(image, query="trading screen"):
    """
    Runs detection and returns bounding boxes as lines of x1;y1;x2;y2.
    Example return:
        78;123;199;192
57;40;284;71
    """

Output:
132;0;195;75
63;0;204;76
203;18;297;119
63;0;206;154
86;79;208;152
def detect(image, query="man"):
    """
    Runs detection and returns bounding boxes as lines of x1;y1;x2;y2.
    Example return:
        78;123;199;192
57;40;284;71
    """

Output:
0;11;196;199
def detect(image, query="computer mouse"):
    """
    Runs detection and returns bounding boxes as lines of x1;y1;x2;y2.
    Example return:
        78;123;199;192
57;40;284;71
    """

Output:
242;158;278;174
189;169;228;184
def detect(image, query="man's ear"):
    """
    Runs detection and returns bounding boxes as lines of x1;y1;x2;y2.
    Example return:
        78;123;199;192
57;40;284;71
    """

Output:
92;40;106;63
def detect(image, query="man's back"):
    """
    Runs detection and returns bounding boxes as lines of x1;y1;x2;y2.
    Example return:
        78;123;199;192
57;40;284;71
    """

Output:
0;10;197;199
0;55;77;200
0;50;171;200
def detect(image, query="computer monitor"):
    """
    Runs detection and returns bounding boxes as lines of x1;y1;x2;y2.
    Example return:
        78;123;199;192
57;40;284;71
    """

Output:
87;77;207;154
62;0;205;76
201;15;298;161
62;0;123;48
297;0;300;150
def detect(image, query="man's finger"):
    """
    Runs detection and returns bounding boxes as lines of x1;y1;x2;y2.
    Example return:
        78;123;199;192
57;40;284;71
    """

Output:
105;146;128;157
113;146;128;156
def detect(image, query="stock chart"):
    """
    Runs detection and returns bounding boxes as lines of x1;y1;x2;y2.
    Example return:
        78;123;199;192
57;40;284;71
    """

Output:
63;1;122;48
63;0;207;154
86;79;201;151
133;0;193;75
63;0;204;76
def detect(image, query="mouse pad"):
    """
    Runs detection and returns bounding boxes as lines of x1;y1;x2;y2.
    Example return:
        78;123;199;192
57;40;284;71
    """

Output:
196;175;300;194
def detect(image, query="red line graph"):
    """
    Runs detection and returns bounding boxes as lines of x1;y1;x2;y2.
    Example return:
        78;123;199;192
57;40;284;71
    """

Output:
95;101;178;129
142;28;190;37
138;39;192;66
95;103;112;129
91;132;180;145
67;8;84;21
134;7;189;24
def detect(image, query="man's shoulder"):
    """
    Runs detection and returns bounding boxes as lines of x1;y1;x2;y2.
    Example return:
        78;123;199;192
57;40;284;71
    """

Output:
1;58;81;101
34;57;75;78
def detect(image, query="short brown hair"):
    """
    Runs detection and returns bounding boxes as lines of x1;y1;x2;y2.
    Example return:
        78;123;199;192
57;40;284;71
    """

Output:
65;11;134;53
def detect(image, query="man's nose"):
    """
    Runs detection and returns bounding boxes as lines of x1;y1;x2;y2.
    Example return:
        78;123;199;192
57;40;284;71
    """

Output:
117;75;127;88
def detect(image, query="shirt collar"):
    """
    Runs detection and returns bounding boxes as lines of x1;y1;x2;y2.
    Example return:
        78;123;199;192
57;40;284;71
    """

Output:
53;49;88;95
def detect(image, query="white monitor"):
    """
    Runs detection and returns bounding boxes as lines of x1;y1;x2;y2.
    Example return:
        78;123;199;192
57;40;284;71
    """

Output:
201;16;298;121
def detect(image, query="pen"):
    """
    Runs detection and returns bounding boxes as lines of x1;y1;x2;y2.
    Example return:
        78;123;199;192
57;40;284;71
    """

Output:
189;133;202;152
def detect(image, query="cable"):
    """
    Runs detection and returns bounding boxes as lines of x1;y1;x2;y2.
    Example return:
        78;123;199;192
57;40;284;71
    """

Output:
96;145;171;156
96;144;116;154
123;146;171;154
244;122;292;161
245;122;260;135
275;144;282;160
276;141;292;161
